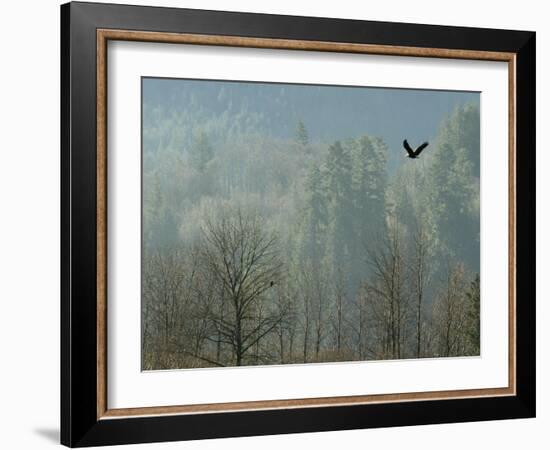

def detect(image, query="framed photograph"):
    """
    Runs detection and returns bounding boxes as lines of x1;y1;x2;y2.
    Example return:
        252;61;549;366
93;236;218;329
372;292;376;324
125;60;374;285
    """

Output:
61;1;535;447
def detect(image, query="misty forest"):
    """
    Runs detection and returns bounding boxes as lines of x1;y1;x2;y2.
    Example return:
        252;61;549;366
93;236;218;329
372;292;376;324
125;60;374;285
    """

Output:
141;78;481;370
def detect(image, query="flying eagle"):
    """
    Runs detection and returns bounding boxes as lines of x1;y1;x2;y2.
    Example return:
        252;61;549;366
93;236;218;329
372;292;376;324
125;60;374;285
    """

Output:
403;140;429;159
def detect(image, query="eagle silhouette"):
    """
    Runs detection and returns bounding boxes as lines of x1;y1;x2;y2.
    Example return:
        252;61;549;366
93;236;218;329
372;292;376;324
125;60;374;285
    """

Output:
403;140;429;159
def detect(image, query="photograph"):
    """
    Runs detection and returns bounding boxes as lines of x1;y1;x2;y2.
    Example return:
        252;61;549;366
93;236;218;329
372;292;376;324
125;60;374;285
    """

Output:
141;78;481;370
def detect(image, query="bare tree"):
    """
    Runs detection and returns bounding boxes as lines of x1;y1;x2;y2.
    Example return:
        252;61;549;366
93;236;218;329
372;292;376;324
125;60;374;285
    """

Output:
273;282;297;364
297;259;330;362
410;222;432;357
185;260;224;367
350;284;378;360
331;268;347;355
465;274;481;355
365;215;410;359
142;247;196;369
199;208;284;366
433;263;469;357
300;280;312;363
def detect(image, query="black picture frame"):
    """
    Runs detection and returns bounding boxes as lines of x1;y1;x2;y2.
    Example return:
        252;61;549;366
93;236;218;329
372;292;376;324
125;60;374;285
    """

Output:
61;1;535;447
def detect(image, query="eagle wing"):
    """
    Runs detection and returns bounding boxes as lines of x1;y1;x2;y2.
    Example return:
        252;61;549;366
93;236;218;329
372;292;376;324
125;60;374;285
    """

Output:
414;142;429;156
403;139;415;157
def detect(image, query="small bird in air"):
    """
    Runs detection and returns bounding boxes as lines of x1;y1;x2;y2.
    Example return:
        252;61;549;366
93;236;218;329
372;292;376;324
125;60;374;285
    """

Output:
403;139;429;159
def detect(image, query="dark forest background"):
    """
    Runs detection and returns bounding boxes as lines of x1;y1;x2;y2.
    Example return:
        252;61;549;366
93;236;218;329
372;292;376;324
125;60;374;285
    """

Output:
141;78;481;370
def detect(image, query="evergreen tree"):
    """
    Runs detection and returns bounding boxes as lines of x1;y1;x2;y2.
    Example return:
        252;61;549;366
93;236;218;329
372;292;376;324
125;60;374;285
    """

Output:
299;163;328;262
143;175;163;248
155;210;180;249
143;174;180;250
348;135;388;289
427;104;480;272
351;135;387;245
190;130;214;172
295;120;309;147
324;140;354;270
